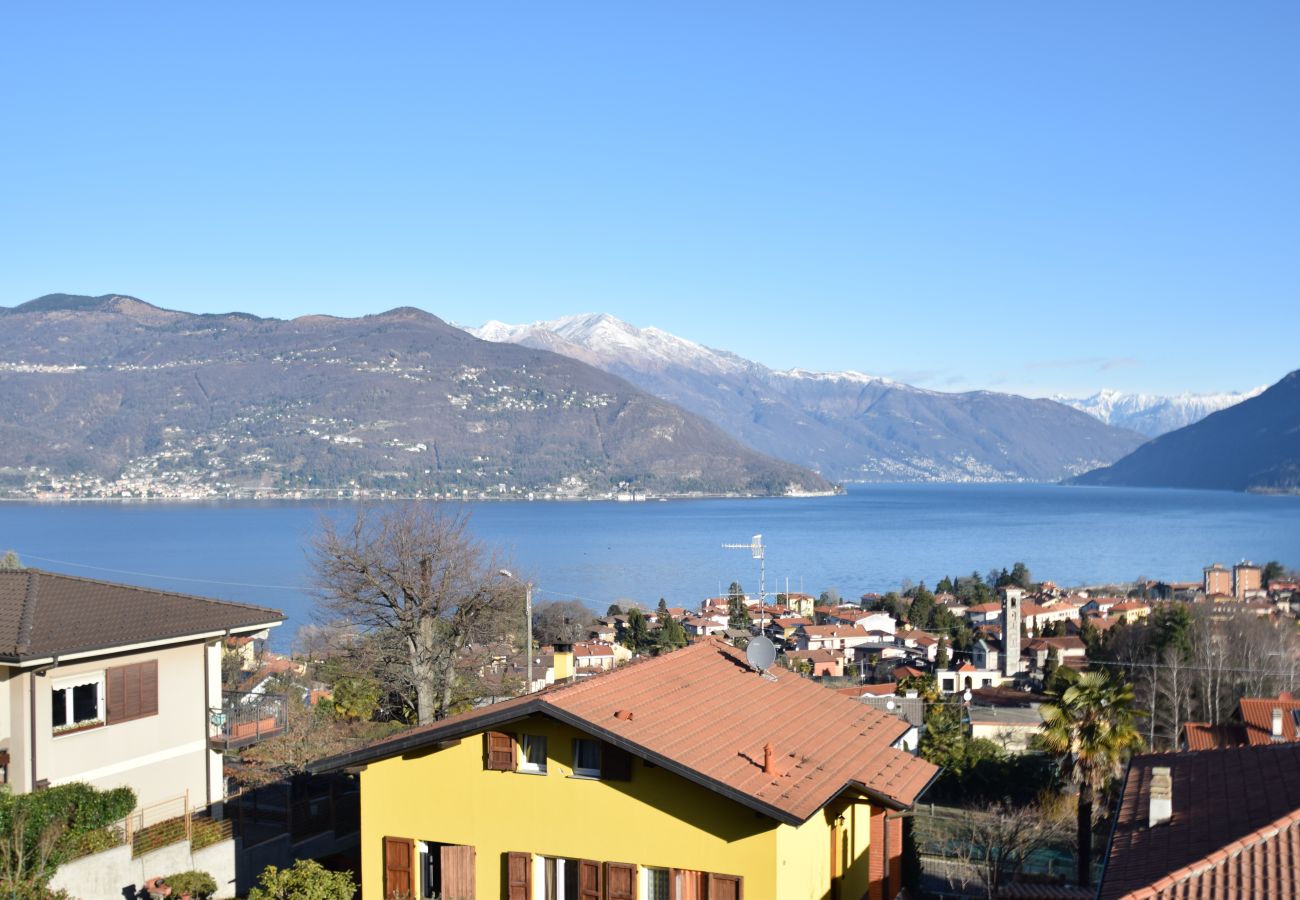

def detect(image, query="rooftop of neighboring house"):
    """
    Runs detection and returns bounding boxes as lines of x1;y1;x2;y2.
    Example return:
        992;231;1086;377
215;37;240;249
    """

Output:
1024;636;1087;653
312;638;938;824
797;624;864;638
970;685;1048;707
838;682;899;699
572;642;616;659
772;615;812;628
891;664;926;679
1238;692;1300;745
1099;743;1300;899
0;568;283;664
784;648;841;664
1179;722;1249;751
966;602;1002;614
967;705;1044;727
1111;600;1152;612
909;632;939;646
860;694;926;727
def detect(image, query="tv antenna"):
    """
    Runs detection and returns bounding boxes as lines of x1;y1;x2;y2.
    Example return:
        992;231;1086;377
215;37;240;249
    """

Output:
722;533;767;632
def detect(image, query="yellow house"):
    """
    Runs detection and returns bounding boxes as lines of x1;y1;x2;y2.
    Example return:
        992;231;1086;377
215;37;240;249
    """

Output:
314;638;937;900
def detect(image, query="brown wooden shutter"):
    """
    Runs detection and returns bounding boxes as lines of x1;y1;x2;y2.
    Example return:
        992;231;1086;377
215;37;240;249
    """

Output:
106;661;159;725
578;859;602;900
707;873;743;900
383;836;415;900
604;862;636;900
505;852;530;900
441;844;476;899
106;666;126;723
484;731;517;771
601;742;633;781
139;660;158;717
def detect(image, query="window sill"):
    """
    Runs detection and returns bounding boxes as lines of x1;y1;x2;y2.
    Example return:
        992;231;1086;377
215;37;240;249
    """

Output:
517;767;548;776
568;771;601;781
53;720;105;738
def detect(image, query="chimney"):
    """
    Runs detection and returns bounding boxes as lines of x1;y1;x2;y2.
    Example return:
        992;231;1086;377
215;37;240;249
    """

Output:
1273;707;1284;740
763;742;776;776
1149;767;1172;827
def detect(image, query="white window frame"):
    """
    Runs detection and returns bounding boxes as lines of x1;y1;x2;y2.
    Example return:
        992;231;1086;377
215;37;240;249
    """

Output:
51;671;105;735
519;733;548;774
573;738;601;778
641;865;670;900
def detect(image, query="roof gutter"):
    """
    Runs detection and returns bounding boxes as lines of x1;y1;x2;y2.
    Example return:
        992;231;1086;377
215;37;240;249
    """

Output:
0;621;283;668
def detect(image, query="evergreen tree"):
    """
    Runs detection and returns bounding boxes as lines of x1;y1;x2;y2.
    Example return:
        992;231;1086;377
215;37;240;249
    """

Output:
655;614;688;654
606;603;623;617
656;597;670;620
1261;560;1286;586
1010;561;1032;589
936;576;954;594
622;608;651;654
935;635;949;668
727;594;752;630
728;581;744;601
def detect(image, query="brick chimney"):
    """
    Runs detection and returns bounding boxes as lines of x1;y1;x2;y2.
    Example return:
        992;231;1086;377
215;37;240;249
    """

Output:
1149;766;1172;827
1273;707;1284;740
763;742;776;775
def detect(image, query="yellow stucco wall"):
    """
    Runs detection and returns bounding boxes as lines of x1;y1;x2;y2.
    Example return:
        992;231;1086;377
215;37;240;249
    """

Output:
359;713;878;900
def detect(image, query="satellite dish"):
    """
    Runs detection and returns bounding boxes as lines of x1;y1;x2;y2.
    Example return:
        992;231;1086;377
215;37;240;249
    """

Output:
746;636;777;673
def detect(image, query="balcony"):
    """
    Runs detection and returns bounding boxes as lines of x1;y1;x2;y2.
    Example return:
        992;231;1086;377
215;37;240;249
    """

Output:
209;690;287;750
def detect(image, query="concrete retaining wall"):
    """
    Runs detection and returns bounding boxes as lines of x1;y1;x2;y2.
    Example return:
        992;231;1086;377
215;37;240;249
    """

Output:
50;836;237;900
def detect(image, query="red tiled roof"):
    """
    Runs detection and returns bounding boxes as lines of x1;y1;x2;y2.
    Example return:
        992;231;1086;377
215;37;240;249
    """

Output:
1100;743;1300;899
891;664;926;679
1180;722;1249;751
838;682;899;698
314;639;937;823
1239;695;1300;745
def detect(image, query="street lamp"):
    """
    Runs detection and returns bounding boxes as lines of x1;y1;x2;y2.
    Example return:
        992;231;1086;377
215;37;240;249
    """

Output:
500;570;534;693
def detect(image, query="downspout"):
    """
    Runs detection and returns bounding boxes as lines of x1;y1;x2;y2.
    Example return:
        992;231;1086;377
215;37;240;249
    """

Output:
30;655;58;791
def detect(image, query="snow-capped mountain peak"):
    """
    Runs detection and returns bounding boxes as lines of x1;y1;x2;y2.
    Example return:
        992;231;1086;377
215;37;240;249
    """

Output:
1053;387;1266;436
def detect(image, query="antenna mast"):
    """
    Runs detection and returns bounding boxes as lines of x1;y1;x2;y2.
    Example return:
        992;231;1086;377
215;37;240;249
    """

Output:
722;534;767;632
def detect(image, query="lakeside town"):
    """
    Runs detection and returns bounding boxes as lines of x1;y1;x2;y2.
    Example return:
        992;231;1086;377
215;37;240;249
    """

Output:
3;522;1296;898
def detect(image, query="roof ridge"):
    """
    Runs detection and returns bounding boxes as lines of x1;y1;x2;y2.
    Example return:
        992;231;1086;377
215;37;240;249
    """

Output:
1121;807;1300;900
16;570;38;654
11;567;283;616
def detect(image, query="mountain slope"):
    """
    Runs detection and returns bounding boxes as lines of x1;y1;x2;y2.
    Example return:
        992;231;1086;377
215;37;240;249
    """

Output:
0;295;833;498
1070;369;1300;492
1053;388;1264;437
469;314;1149;483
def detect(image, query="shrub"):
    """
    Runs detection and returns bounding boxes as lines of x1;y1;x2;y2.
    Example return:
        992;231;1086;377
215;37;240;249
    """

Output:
164;870;218;899
247;859;355;900
0;782;137;884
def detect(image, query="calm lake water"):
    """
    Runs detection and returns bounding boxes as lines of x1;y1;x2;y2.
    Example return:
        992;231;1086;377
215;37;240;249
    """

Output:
2;484;1297;648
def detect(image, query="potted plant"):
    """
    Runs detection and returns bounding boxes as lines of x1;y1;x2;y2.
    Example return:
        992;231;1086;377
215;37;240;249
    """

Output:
163;871;217;900
143;876;171;899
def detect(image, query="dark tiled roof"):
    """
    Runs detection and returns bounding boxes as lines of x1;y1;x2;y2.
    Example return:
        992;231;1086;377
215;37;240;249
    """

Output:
1100;743;1300;899
312;638;938;824
0;569;283;662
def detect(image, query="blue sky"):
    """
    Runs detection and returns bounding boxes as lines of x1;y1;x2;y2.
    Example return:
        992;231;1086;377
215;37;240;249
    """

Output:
2;3;1295;397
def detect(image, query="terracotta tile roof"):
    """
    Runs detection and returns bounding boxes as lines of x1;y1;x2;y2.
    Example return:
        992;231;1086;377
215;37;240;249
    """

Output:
891;664;926;679
1238;695;1300;745
314;639;938;823
798;625;864;639
966;602;1001;613
0;568;283;662
1100;743;1300;899
838;682;899;698
1180;722;1249;751
784;649;841;664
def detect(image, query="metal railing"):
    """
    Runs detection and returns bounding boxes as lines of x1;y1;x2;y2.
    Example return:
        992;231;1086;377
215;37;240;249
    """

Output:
209;689;287;749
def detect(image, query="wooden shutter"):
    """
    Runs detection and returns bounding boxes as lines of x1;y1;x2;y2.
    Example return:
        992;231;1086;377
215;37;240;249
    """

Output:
605;862;636;900
578;859;602;900
441;844;476;899
484;731;517;771
106;661;158;724
505;852;530;900
383;836;415;900
707;873;743;900
601;743;633;781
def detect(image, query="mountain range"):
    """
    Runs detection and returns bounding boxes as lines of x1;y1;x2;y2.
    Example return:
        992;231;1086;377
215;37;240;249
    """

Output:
469;314;1149;483
1052;387;1264;437
0;295;833;499
1070;369;1300;493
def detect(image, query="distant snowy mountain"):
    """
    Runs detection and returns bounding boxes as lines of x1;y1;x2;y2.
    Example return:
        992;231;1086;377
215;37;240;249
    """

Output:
1053;388;1264;437
468;314;1146;483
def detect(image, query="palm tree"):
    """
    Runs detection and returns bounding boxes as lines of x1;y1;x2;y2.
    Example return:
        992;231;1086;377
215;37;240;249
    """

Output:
1039;669;1144;888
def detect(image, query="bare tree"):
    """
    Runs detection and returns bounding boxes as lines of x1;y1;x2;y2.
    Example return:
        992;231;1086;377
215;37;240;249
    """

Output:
310;504;522;724
936;800;1070;898
534;599;595;644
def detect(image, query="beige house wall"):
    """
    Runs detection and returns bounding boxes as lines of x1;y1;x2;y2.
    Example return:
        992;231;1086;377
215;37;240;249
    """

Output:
20;640;223;810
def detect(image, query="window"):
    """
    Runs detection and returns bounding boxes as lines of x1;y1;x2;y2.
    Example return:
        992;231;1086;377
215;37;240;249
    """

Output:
416;841;475;899
573;738;601;777
519;734;547;774
51;673;104;733
642;867;670;900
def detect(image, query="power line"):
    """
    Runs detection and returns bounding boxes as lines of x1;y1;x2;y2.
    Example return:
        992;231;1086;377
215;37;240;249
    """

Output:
13;553;305;592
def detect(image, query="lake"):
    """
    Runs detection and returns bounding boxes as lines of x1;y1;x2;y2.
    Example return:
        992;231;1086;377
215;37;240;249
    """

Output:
2;484;1297;648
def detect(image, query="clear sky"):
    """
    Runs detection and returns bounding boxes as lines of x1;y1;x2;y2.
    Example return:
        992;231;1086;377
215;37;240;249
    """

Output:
3;3;1296;397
